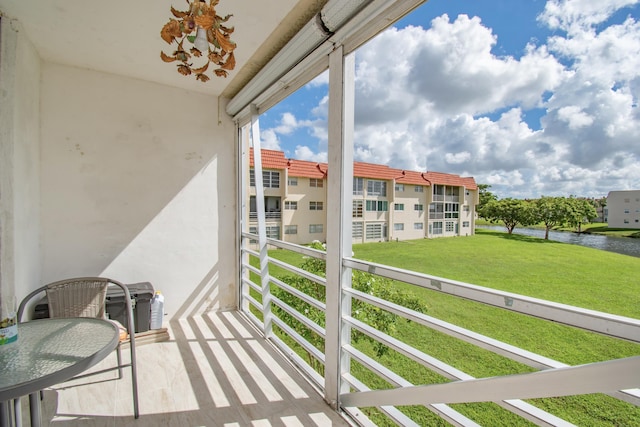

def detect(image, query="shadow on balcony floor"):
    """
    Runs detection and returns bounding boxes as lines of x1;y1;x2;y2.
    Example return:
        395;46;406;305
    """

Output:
23;311;349;426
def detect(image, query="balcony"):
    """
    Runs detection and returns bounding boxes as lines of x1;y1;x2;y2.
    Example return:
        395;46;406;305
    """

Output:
10;234;640;426
250;211;282;221
17;311;349;426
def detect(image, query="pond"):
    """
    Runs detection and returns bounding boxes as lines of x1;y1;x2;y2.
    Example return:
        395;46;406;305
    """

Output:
477;225;640;258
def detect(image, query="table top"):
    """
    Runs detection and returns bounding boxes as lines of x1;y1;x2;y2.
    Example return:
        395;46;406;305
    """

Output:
0;317;119;401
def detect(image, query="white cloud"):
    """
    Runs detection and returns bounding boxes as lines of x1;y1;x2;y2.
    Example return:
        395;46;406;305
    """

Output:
539;0;639;32
445;151;472;164
294;145;326;162
556;106;594;128
259;129;281;150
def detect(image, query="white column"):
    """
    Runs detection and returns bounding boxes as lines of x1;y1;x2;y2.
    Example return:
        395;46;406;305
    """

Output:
250;106;273;338
324;45;355;408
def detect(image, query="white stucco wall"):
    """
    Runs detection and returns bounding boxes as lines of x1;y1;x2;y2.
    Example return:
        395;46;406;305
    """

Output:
0;18;41;307
40;64;237;319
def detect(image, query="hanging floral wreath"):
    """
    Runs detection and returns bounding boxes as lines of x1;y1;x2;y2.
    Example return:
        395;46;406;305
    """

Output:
160;0;236;82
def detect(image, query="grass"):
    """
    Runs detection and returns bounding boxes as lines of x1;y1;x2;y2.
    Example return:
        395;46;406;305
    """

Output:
261;229;640;425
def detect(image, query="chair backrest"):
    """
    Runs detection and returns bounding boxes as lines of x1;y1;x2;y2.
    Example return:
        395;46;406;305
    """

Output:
46;278;109;319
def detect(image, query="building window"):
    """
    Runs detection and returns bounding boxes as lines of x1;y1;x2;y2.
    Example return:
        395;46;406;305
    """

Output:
445;222;455;232
353;200;364;218
432;221;443;235
365;223;387;239
366;200;389;211
394;203;404;211
445;203;459;218
288;177;298;186
249;226;258;243
463;221;470;227
367;180;387;196
309;201;323;211
353;177;364;195
250;169;280;188
395;183;404;192
284;225;298;235
309;224;323;233
352;222;363;238
414;222;423;230
415;186;423;192
624;219;630;224
310;178;324;188
624;209;630;214
414;204;423;211
284;201;297;210
624;198;630;203
463;205;470;212
394;223;404;231
266;226;280;239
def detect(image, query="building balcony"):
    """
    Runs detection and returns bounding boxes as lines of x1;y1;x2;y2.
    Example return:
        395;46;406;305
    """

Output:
12;233;640;426
249;211;282;221
17;311;349;426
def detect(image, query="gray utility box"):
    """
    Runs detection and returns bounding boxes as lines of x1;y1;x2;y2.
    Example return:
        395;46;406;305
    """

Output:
34;282;154;333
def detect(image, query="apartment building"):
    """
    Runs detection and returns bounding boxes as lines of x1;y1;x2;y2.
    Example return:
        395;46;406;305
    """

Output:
606;190;640;229
248;149;478;244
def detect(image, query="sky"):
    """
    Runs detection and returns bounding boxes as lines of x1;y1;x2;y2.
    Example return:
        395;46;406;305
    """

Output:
258;0;640;200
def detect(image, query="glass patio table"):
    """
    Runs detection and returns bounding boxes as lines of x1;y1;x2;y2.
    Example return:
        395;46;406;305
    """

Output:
0;318;119;427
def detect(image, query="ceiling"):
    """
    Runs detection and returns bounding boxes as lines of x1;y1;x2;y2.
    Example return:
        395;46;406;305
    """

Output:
0;0;328;99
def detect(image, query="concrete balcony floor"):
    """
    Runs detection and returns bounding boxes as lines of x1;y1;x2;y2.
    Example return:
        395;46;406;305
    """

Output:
22;311;349;426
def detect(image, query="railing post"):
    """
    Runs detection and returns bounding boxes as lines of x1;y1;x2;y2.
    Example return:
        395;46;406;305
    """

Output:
238;123;250;314
250;105;273;338
325;45;355;409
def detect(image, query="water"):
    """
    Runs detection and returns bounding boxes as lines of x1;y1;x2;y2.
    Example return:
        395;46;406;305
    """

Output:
477;225;640;258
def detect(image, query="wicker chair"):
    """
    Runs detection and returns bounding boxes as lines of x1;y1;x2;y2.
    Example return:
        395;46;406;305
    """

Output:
18;277;139;419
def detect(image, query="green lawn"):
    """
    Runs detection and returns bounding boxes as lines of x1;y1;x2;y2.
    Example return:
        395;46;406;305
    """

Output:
263;229;640;426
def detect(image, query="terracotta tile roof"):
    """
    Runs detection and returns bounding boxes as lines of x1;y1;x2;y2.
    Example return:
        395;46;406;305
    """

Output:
287;158;327;179
249;148;288;169
395;170;431;186
353;162;397;180
249;148;477;189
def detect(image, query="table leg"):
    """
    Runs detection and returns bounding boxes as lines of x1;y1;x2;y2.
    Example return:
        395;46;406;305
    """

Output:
13;398;22;427
0;400;9;427
28;394;40;427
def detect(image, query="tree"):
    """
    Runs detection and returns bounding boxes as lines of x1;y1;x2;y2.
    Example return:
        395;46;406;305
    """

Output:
566;197;598;233
596;197;607;223
272;241;427;371
533;196;571;239
478;198;536;234
477;184;498;218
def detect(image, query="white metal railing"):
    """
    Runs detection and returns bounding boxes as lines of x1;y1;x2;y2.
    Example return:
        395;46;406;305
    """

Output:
249;211;282;220
239;232;640;426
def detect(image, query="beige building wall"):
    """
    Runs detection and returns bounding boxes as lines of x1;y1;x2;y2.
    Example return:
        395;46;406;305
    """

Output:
285;176;328;244
389;184;428;241
460;188;478;236
606;190;640;229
